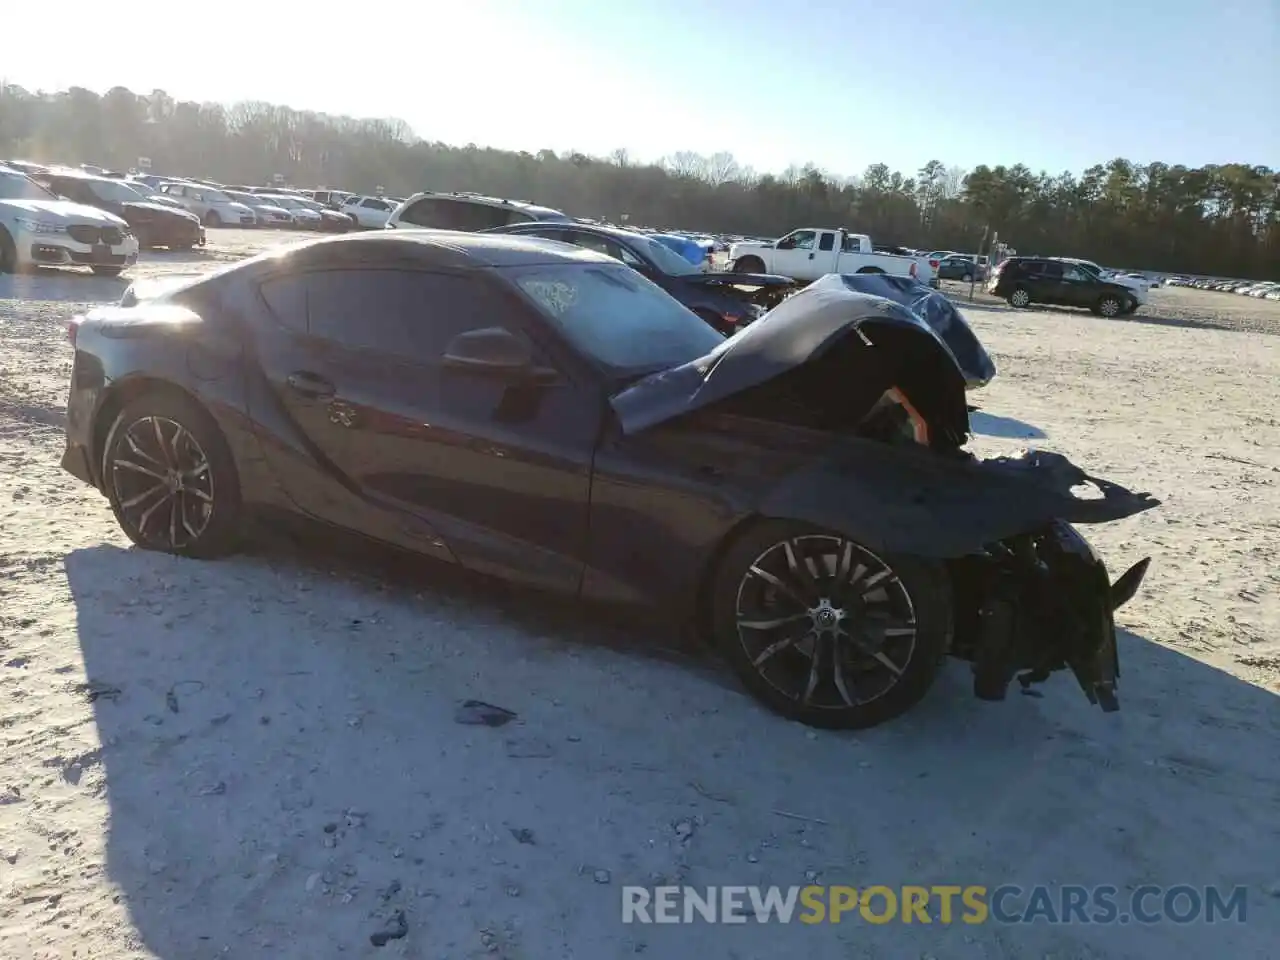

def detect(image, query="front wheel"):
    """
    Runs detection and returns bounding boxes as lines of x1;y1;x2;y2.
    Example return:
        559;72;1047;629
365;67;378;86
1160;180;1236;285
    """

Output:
0;228;17;273
962;272;973;283
709;521;952;729
102;391;243;558
1007;287;1031;308
204;210;222;227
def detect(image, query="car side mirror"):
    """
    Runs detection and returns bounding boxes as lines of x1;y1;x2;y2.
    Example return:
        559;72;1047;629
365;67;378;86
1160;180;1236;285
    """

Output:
442;327;557;384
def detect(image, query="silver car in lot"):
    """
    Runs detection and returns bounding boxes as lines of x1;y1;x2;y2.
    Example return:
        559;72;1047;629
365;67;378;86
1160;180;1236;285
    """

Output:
157;181;255;227
226;190;295;228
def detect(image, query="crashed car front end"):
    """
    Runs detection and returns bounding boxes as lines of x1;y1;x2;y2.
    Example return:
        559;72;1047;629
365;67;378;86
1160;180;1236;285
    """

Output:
943;455;1153;711
611;278;1156;715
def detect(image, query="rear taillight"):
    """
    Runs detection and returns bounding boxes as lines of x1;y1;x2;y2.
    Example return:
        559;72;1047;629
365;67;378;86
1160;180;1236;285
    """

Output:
928;259;940;269
67;316;82;346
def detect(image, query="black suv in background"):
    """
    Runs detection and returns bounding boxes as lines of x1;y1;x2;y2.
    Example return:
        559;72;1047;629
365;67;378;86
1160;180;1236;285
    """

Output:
987;257;1137;317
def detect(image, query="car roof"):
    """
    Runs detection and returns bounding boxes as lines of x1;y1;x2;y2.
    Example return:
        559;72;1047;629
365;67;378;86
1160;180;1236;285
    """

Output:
260;229;618;270
405;190;568;220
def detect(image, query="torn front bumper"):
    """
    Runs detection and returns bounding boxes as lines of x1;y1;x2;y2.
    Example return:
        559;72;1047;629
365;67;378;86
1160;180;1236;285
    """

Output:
957;520;1151;712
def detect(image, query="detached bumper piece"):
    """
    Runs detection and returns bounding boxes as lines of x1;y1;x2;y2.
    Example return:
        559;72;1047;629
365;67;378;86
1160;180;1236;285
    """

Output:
958;521;1151;713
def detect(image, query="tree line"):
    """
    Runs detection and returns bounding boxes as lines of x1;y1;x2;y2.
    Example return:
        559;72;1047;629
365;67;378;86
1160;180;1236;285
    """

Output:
1;83;1276;279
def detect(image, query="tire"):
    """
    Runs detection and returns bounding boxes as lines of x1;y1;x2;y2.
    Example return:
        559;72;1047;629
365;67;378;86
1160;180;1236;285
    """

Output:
1095;295;1122;318
733;256;765;274
91;266;123;277
855;266;885;274
171;242;195;252
204;210;222;227
709;520;952;729
962;273;973;283
102;390;243;559
0;228;16;273
1007;287;1031;308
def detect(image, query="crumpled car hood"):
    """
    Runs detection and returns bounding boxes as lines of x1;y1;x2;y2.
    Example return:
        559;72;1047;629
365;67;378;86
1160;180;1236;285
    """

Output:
830;273;996;388
611;274;970;439
760;444;1159;559
688;271;795;291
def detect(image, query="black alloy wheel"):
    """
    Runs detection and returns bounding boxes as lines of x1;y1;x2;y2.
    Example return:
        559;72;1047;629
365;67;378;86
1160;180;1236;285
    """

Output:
711;521;951;729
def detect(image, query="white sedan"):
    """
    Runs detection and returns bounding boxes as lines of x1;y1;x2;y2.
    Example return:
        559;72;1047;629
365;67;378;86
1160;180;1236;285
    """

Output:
1;166;139;276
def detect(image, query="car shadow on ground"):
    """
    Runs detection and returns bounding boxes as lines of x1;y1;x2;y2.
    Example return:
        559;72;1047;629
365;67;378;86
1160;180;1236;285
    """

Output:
969;409;1048;440
63;536;1279;958
0;269;128;304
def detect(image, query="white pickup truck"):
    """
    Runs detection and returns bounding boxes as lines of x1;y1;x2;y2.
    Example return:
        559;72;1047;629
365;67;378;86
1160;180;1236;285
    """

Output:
728;228;935;285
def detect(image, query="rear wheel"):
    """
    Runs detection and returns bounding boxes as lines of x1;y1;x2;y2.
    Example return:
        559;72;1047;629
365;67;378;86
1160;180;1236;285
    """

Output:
733;256;765;274
1007;287;1031;308
204;210;222;227
856;266;885;274
962;272;973;283
91;266;123;277
1095;295;1122;317
102;391;243;558
709;520;952;729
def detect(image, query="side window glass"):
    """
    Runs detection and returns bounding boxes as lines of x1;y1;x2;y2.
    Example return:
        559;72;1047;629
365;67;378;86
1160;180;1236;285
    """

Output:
303;270;522;362
402;199;439;227
257;275;308;333
1041;262;1064;280
818;232;835;252
565;232;617;258
615;244;644;268
792;231;816;251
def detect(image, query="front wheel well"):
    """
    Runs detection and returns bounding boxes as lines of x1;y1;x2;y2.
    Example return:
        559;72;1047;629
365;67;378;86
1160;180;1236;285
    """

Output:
91;377;211;483
692;513;769;642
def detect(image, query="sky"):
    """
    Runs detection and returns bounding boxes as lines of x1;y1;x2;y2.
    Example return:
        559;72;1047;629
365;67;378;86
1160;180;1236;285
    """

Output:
4;0;1276;179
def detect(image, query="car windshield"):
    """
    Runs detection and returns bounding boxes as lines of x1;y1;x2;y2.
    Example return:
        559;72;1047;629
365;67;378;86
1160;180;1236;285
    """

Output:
203;189;231;203
637;235;700;275
267;196;300;209
125;182;156;198
0;170;58;201
505;263;724;376
91;178;153;203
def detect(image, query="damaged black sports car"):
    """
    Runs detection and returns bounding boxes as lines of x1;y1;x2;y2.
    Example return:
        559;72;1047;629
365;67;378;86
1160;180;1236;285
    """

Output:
59;232;1157;729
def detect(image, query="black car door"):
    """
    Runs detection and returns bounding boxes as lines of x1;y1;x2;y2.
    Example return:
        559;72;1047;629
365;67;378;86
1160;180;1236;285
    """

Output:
1059;263;1102;307
1024;260;1065;303
255;264;602;592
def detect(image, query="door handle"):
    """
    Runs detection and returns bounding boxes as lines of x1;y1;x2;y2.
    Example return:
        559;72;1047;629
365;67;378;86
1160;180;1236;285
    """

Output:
808;252;815;259
286;371;335;400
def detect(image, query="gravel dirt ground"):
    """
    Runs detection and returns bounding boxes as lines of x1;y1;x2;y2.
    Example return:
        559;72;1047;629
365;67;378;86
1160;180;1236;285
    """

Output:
1;230;1277;959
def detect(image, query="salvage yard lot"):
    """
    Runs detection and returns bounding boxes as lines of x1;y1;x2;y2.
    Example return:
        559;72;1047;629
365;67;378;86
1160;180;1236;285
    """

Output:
1;230;1277;959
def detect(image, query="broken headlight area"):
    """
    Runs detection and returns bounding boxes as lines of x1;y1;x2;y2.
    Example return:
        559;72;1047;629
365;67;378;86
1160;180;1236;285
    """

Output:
949;521;1151;712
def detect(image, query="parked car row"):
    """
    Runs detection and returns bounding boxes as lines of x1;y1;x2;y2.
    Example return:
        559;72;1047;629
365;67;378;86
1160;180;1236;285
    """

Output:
1164;276;1280;299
